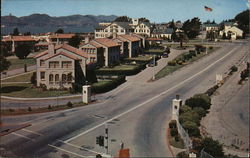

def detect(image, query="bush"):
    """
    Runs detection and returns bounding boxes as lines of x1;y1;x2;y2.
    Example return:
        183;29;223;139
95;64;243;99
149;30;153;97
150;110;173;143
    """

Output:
176;151;189;158
168;60;176;66
179;110;200;125
28;107;32;111
170;128;178;136
175;135;180;142
30;72;37;86
230;65;238;72
193;107;207;118
182;121;200;137
209;46;213;50
205;85;219;96
92;76;126;93
202;137;224;158
48;105;52;110
179;105;192;115
67;101;73;108
185;93;211;110
9;109;15;112
169;120;177;128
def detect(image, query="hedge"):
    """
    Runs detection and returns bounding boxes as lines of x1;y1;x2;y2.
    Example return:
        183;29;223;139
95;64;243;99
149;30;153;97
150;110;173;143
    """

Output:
91;76;126;93
95;63;147;76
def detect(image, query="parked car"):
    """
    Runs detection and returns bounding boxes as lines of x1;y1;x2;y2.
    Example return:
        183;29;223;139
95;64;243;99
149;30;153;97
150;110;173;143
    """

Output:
162;53;169;58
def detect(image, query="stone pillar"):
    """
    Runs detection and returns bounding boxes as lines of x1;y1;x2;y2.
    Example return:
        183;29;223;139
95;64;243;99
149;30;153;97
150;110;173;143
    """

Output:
82;85;91;104
216;74;223;84
172;94;182;120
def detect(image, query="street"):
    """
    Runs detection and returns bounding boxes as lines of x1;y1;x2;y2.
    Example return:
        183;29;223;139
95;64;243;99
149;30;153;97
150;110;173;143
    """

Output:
0;41;249;157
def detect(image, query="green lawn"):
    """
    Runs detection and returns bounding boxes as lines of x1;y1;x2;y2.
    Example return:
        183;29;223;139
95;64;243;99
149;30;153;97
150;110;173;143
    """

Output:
2;72;33;82
92;80;112;87
155;47;220;79
7;57;36;70
1;83;72;98
98;64;138;71
125;55;152;62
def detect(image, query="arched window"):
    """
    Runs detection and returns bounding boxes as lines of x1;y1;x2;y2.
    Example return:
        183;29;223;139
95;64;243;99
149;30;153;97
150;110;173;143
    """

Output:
55;74;59;81
62;74;67;81
67;74;72;81
49;74;54;81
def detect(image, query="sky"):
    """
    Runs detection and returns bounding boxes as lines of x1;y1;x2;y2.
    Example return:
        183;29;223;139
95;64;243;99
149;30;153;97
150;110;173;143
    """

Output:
1;0;249;23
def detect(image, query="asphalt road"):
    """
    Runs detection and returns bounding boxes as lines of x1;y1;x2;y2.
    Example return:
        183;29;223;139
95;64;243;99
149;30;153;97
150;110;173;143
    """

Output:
0;41;249;158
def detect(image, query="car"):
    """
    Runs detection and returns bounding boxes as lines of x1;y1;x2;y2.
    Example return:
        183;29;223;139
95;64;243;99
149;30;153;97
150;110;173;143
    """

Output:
147;61;157;67
162;53;169;58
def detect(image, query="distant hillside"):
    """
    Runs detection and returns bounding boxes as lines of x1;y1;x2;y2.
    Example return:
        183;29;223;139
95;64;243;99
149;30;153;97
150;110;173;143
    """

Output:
1;14;117;34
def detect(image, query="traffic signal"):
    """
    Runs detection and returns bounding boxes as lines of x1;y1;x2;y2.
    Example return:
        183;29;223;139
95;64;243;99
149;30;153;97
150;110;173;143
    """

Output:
96;136;104;146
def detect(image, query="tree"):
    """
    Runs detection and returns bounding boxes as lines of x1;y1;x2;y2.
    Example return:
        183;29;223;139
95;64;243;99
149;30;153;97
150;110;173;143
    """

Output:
0;52;10;73
12;27;20;36
55;28;64;34
139;17;149;22
14;44;32;59
30;72;37;86
202;137;224;158
181;121;200;137
234;10;249;35
182;17;201;39
169;19;177;30
68;35;82;48
114;16;132;22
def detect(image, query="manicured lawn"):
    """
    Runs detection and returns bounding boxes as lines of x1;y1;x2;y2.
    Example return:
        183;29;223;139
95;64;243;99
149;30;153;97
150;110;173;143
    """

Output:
125;55;152;62
98;64;138;71
2;72;33;82
1;83;72;98
7;57;36;70
155;47;220;79
92;80;112;87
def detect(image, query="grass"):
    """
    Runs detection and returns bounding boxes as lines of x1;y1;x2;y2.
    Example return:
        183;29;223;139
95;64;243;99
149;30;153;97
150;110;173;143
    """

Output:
1;102;87;116
125;55;152;62
92;80;112;87
98;64;138;71
2;72;33;82
7;57;36;70
169;134;185;149
155;47;220;79
0;83;72;98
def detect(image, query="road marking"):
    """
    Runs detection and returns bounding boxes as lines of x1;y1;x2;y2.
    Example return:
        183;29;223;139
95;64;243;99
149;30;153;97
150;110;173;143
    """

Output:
65;46;239;143
21;128;43;136
48;144;89;158
11;132;34;141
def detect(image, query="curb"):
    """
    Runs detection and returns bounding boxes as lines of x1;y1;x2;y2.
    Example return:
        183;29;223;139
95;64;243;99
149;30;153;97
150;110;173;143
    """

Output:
1;94;82;101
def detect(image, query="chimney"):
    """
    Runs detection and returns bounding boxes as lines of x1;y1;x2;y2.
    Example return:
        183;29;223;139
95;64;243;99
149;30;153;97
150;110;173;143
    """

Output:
48;43;55;55
85;36;90;44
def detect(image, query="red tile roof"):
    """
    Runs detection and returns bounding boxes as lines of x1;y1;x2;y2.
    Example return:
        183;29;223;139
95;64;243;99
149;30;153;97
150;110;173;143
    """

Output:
49;34;75;39
43;52;80;61
119;34;140;42
80;41;102;48
93;38;120;47
2;36;36;42
34;43;87;59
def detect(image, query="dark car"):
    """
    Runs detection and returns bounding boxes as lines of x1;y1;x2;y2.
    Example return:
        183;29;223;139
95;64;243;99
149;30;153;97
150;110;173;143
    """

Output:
162;53;169;58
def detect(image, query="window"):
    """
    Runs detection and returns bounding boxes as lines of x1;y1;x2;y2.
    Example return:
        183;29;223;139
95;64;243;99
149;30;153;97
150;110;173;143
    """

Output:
40;72;45;80
49;74;53;81
49;61;59;68
40;60;45;67
55;74;59;81
62;61;72;68
121;29;124;33
62;74;67;82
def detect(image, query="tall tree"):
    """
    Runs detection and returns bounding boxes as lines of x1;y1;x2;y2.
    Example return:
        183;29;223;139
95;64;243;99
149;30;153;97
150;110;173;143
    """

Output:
114;16;132;22
169;19;177;31
139;17;149;22
55;28;64;34
182;17;201;39
234;9;249;35
68;35;82;48
12;27;20;36
0;47;11;73
14;44;32;59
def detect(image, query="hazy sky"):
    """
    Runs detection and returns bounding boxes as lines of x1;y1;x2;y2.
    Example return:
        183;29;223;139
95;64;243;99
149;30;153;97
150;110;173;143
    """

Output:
2;0;249;23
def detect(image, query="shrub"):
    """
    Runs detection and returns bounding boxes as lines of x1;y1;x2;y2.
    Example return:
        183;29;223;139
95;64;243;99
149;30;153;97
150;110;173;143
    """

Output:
9;109;15;112
48;105;52;110
230;65;238;72
179;105;192;115
209;46;213;50
179;110;200;125
67;101;73;108
182;121;200;137
175;135;180;142
168;60;176;66
30;72;37;86
28;107;32;111
193;107;207;118
202;137;224;158
185;93;211;110
169;120;177;129
170;128;178;136
176;151;189;158
205;85;219;96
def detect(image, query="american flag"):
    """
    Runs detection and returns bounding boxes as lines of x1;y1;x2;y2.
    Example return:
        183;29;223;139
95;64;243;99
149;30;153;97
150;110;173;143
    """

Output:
204;6;213;12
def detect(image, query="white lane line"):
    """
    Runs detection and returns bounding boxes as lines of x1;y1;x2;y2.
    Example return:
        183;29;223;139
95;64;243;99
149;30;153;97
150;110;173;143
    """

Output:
11;132;34;141
57;140;110;157
64;46;238;143
21;129;43;136
48;144;88;158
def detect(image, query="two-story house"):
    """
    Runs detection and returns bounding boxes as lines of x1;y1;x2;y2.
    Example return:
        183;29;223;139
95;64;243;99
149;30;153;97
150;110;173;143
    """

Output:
35;43;87;89
117;34;140;58
134;22;151;37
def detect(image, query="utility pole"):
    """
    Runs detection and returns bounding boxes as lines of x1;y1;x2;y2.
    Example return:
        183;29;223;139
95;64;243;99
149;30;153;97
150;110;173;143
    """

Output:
105;124;109;155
